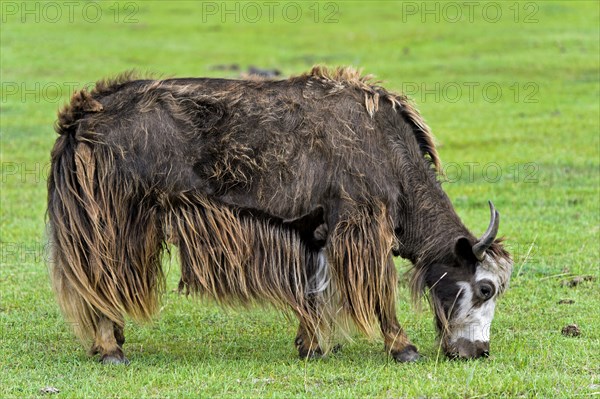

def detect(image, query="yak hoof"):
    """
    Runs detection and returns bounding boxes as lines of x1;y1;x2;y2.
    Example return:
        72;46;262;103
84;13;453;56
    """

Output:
100;354;130;365
300;344;341;359
392;345;420;363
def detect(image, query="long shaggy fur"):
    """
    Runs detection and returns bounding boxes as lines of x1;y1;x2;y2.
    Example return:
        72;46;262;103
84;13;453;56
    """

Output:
48;86;330;343
48;140;328;343
49;137;165;341
329;199;396;336
48;66;509;356
165;192;323;319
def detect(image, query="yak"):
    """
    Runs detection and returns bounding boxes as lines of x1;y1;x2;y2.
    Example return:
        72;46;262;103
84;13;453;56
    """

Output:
48;66;513;364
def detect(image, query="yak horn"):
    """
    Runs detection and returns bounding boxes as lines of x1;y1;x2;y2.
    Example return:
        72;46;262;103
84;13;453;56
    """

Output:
472;201;500;261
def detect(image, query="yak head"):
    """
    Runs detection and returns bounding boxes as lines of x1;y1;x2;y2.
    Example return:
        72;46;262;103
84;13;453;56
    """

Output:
421;202;513;359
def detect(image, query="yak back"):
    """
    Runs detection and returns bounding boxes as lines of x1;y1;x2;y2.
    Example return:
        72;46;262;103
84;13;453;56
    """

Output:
58;67;442;224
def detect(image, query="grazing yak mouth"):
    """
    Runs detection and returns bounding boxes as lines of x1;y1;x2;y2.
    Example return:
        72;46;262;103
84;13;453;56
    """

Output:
446;339;490;359
47;65;512;364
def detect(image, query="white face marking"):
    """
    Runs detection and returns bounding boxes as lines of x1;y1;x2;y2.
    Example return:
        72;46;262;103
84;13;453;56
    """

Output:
450;281;496;343
447;254;512;345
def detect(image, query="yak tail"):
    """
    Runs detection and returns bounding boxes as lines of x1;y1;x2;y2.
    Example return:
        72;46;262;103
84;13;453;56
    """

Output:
48;89;165;343
329;201;397;337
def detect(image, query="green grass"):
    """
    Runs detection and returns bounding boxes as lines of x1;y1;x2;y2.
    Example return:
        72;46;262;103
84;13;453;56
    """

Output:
1;1;599;397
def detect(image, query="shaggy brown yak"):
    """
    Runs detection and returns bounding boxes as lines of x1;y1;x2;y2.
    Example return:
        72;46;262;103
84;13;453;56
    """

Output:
48;66;512;364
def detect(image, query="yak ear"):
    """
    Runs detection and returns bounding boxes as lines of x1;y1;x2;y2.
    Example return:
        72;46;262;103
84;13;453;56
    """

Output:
454;236;478;266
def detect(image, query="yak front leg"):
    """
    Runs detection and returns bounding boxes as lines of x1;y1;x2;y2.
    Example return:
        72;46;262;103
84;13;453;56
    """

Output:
378;306;420;362
90;315;129;365
377;259;420;363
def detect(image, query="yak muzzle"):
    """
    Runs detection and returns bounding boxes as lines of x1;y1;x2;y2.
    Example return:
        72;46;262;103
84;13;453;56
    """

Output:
446;338;490;360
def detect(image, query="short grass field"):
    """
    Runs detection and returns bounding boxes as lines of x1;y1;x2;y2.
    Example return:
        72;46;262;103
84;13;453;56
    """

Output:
1;1;599;398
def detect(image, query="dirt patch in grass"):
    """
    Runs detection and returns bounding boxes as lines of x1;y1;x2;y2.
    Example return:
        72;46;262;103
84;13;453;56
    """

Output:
561;324;581;337
558;299;575;304
561;275;596;287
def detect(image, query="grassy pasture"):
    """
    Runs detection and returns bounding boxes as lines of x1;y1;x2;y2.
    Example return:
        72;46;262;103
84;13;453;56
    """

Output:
0;1;598;397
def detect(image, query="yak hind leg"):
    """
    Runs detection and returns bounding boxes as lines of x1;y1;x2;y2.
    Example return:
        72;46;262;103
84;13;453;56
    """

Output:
90;316;129;365
294;296;342;359
294;296;325;359
294;321;323;359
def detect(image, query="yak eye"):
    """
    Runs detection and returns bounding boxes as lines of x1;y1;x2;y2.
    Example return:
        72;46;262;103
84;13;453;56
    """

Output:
475;280;495;301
